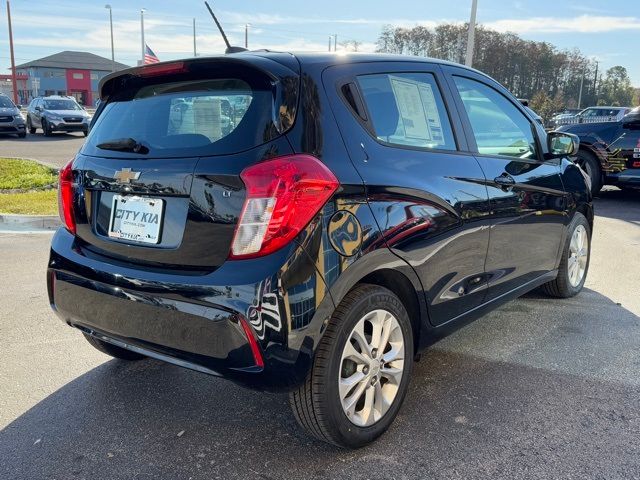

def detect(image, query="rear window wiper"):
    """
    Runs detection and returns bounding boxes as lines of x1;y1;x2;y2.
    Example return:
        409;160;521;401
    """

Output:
96;138;149;154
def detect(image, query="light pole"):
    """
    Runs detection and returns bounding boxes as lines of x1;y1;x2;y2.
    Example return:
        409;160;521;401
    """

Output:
105;4;115;72
578;69;585;109
244;23;250;48
140;8;146;65
193;18;197;56
465;0;478;67
6;0;18;104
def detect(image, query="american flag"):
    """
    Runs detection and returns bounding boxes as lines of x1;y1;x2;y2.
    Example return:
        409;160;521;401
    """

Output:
144;44;160;64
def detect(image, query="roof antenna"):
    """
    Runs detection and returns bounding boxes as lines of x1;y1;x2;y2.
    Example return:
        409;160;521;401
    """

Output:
204;1;247;54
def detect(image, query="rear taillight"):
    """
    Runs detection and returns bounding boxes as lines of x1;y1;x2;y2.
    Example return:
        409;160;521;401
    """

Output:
137;61;187;77
230;154;339;259
58;159;76;234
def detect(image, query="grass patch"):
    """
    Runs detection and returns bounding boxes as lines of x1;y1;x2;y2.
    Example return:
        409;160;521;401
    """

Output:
0;189;58;215
0;157;57;190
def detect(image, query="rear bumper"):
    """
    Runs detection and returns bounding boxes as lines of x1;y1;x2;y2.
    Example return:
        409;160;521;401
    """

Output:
606;168;640;187
48;228;334;391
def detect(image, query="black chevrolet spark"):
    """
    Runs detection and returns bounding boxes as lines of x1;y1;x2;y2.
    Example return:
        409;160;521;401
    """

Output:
48;52;592;448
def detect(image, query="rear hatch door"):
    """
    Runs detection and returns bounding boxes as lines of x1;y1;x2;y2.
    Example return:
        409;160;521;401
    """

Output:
74;55;300;269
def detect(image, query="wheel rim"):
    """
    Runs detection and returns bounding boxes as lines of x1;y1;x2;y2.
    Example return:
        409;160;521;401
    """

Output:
338;309;405;427
568;224;588;287
578;157;592;179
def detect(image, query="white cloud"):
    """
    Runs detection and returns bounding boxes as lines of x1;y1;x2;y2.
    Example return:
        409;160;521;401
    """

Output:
485;15;640;34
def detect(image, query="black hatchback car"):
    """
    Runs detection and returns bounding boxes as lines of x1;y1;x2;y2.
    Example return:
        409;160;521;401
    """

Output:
47;52;592;448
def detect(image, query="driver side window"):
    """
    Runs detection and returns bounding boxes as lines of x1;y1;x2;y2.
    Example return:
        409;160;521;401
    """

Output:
453;76;538;160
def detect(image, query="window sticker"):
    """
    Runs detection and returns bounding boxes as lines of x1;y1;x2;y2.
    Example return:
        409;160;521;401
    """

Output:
389;75;445;145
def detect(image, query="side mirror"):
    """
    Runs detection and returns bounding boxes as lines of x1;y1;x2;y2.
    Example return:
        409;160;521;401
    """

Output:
16;104;22;109
547;131;579;158
35;106;42;112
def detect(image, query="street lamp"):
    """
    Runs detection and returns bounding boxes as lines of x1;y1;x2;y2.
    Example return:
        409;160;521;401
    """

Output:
244;23;251;49
465;0;478;67
105;4;115;72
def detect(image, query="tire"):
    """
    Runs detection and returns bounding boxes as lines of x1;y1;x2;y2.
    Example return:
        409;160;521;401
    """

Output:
26;117;36;134
82;333;146;361
576;149;602;196
82;129;88;137
542;212;591;298
17;132;26;138
42;119;51;137
289;284;414;448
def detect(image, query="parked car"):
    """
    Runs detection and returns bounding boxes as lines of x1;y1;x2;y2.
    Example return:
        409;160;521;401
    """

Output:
0;93;26;138
546;109;582;129
550;106;631;129
558;106;640;193
26;95;91;136
47;53;592;448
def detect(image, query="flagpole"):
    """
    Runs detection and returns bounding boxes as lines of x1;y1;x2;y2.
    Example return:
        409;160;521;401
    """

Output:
140;8;146;65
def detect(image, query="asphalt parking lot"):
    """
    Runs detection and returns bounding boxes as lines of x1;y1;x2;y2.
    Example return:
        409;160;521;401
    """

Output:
0;132;85;168
1;137;639;478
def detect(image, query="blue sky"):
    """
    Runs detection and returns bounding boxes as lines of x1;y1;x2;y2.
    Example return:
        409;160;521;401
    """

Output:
1;0;639;86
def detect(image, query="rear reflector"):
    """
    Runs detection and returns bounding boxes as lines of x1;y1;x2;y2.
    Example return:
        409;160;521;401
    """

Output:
238;315;264;368
58;159;76;234
633;161;640;168
137;61;187;77
230;155;339;259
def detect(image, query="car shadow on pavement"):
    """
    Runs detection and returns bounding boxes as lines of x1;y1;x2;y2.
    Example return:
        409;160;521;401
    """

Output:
1;288;639;480
594;188;640;223
19;133;86;141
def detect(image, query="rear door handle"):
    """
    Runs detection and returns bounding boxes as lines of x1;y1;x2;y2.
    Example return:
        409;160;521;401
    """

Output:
494;173;515;186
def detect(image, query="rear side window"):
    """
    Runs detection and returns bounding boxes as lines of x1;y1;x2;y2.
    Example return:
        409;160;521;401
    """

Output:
453;76;538;160
356;73;456;151
87;77;275;158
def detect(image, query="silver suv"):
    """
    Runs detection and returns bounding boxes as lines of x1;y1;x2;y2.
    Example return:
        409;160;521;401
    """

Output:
0;94;26;138
26;96;91;137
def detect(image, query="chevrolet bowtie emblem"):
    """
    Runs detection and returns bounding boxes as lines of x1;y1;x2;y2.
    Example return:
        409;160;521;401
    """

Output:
114;168;141;184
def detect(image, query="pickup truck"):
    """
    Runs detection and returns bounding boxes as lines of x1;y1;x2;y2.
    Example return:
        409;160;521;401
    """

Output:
558;107;640;194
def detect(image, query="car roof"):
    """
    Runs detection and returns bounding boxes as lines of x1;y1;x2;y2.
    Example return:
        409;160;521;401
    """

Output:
584;106;626;109
99;50;496;102
246;50;486;74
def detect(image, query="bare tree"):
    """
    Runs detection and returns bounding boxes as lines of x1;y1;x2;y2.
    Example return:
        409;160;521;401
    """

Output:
375;23;608;108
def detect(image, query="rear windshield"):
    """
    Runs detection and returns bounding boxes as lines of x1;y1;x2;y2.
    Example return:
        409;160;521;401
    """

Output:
86;78;276;158
43;99;82;110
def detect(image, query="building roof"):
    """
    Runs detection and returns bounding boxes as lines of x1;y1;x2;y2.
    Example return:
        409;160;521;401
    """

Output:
16;51;129;72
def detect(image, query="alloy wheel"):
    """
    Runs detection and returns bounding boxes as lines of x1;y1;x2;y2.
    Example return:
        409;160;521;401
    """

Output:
568;224;588;287
338;309;405;427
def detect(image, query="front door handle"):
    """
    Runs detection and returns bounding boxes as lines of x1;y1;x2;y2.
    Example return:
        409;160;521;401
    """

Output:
494;173;515;188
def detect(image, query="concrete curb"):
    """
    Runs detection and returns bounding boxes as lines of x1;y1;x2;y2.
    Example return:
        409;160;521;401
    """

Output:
0;213;60;232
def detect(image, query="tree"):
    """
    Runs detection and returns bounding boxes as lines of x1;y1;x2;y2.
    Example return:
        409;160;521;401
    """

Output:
375;23;606;110
530;91;563;122
632;88;640;107
599;66;635;106
341;40;362;52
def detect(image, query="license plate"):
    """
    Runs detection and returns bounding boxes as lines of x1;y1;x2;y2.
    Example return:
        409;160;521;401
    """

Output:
108;195;164;244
